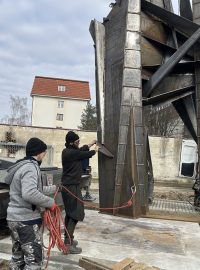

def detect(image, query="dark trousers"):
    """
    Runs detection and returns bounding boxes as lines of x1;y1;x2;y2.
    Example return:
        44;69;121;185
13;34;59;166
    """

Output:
7;221;43;270
194;190;200;206
64;216;78;242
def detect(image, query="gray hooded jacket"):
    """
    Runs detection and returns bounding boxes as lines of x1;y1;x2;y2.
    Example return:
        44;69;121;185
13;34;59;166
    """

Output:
5;159;56;222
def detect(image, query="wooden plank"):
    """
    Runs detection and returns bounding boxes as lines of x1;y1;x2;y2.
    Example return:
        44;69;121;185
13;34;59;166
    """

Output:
143;212;200;223
113;259;160;270
112;258;135;270
129;263;149;270
129;263;160;270
79;257;113;270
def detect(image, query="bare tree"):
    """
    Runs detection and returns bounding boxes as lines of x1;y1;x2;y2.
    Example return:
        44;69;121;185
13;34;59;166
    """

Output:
1;96;30;125
144;104;183;137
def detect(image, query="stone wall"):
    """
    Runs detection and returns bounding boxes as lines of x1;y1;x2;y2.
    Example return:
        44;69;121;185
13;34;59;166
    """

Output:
0;124;189;181
0;124;98;177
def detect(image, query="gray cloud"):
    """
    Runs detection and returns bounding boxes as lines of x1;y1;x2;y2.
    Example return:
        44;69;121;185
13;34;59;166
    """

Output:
0;0;193;120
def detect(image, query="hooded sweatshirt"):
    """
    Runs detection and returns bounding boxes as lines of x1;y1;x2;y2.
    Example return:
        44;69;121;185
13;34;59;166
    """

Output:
5;159;56;222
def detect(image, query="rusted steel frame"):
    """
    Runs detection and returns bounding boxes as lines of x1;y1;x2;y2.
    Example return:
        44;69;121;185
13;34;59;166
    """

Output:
145;130;153;176
163;0;173;12
143;27;200;97
163;0;178;49
144;128;153;205
142;35;194;59
172;96;197;142
179;0;193;21
193;0;200;182
113;104;145;216
195;61;200;175
183;95;197;135
114;107;140;216
89;20;105;144
112;104;131;215
96;142;114;158
143;87;194;106
113;0;145;216
143;61;196;73
141;0;199;37
130;107;140;217
148;91;196;135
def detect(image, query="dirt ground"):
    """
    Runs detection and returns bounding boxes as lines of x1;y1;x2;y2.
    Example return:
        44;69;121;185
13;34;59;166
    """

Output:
153;188;194;202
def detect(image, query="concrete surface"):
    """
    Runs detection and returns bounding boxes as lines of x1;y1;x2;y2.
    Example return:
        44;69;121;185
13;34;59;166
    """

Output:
0;209;200;270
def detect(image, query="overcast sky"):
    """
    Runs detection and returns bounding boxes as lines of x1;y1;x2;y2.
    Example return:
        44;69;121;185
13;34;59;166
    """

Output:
0;0;190;119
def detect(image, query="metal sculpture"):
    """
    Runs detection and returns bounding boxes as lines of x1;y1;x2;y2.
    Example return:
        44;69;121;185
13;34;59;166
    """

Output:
90;0;199;218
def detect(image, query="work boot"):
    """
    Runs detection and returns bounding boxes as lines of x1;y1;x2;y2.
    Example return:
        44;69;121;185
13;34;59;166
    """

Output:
64;238;78;246
82;193;96;201
68;245;82;254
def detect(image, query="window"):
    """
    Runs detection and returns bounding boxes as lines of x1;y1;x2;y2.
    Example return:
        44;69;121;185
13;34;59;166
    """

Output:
56;113;63;121
58;85;65;92
58;100;64;108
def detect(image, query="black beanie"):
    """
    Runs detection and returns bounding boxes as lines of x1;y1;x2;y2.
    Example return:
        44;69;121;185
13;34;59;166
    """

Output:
65;131;79;144
26;137;47;157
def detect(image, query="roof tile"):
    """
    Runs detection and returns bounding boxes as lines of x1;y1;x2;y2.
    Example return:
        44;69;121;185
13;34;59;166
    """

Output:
31;76;90;100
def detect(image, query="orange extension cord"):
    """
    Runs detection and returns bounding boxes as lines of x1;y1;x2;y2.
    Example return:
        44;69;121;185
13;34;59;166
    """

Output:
43;188;70;269
43;184;136;269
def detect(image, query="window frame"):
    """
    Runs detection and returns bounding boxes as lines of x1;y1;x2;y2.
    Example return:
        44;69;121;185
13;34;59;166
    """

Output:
56;113;64;121
58;85;65;92
58;100;64;108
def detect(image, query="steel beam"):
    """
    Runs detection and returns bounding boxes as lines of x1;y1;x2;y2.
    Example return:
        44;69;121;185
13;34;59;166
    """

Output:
143;27;200;97
193;0;200;175
143;61;196;74
143;87;194;106
172;96;197;142
89;20;105;144
179;0;193;21
142;35;194;59
141;0;199;37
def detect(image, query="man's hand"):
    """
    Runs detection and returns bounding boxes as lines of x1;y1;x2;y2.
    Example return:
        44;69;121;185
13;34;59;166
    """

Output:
94;145;100;152
50;202;57;212
88;140;97;148
56;183;63;192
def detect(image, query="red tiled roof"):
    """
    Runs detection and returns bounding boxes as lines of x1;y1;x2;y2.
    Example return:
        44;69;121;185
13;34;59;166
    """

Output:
31;76;91;100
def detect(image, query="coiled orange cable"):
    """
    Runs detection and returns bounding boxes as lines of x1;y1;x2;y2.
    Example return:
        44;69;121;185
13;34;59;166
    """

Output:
43;188;70;269
43;184;136;268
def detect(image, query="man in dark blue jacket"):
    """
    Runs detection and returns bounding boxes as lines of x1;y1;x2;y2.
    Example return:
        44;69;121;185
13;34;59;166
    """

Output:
61;131;98;254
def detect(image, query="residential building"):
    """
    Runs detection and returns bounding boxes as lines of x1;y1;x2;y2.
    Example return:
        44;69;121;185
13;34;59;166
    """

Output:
31;76;90;129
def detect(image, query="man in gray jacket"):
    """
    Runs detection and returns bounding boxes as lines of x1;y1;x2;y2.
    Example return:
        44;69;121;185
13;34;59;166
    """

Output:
5;137;57;270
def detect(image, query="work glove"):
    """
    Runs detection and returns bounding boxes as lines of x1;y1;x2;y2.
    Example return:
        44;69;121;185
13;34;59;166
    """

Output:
50;202;57;212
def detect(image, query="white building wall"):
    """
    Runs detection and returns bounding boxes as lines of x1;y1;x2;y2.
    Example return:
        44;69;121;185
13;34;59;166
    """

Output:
32;96;88;129
149;136;183;181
